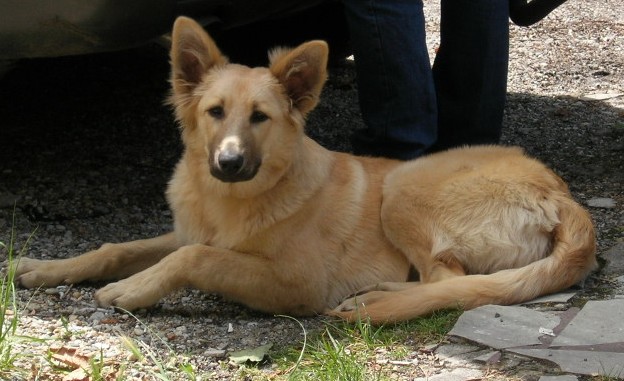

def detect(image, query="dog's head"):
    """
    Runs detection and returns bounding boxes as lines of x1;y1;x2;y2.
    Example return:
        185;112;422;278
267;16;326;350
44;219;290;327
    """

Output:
168;17;328;195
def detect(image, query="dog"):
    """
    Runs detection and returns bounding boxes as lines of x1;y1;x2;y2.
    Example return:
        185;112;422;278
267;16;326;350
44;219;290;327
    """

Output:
14;16;597;324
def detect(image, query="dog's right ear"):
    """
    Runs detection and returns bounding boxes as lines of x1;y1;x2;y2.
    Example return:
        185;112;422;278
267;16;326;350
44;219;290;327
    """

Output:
170;16;228;99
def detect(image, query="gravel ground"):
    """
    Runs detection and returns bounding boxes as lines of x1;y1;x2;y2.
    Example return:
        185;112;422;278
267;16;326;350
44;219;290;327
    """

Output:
1;1;623;379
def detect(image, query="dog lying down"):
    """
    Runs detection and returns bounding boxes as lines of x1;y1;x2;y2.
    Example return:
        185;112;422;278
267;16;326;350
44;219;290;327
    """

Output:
14;16;597;324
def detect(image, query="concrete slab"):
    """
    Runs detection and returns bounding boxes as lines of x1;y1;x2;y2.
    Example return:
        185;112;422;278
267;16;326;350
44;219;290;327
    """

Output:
473;351;502;364
551;300;624;346
448;299;624;377
586;197;616;208
414;368;483;381
522;291;578;305
448;305;560;349
434;343;481;357
444;256;624;377
435;345;496;368
538;376;578;381
602;242;624;276
510;348;624;377
615;275;624;296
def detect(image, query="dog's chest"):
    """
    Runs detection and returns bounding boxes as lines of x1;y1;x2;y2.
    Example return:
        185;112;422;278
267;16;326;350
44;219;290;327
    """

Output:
171;191;290;251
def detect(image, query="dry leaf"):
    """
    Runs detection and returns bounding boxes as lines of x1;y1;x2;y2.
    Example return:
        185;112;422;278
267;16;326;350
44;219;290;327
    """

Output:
229;343;273;364
63;367;89;381
50;346;91;370
100;317;121;324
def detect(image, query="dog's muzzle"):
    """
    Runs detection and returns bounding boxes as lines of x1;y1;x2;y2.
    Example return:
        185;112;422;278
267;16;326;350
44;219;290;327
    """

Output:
210;150;260;183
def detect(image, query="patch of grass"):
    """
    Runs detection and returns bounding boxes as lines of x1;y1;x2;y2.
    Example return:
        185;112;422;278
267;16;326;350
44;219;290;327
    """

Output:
293;328;374;381
274;310;462;381
0;227;24;378
2;224;126;381
591;375;623;381
120;311;198;381
399;309;463;343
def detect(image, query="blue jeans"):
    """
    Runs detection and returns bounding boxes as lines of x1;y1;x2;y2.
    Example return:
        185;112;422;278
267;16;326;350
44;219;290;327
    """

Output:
342;0;509;159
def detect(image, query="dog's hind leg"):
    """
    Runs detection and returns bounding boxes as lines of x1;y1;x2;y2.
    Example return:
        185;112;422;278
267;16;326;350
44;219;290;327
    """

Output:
355;255;465;294
15;232;180;288
355;282;418;294
332;255;466;319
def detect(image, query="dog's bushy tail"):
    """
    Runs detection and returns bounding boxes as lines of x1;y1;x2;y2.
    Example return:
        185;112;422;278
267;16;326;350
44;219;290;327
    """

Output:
340;195;597;324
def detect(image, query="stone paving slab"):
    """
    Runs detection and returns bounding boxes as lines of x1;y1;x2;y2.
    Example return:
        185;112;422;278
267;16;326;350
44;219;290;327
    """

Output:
601;242;624;277
442;243;624;378
414;368;483;381
448;305;560;349
538;376;578;381
447;299;624;377
520;291;578;305
551;299;624;346
510;348;624;377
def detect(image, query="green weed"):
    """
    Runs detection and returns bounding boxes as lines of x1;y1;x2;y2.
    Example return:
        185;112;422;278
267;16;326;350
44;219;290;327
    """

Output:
120;310;198;381
277;309;461;381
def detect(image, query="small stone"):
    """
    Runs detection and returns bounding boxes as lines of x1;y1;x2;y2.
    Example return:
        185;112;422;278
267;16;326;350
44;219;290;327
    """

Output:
204;349;226;358
72;307;95;316
45;288;61;295
421;344;439;353
539;327;555;336
133;327;144;336
0;192;18;208
388;360;412;366
89;311;105;322
586;197;616;208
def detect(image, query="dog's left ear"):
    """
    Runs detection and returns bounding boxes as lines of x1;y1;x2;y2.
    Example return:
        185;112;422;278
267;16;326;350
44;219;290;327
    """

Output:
269;41;329;116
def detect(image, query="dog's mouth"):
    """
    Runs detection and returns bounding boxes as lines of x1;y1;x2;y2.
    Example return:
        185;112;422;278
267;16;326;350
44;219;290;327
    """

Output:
209;152;261;183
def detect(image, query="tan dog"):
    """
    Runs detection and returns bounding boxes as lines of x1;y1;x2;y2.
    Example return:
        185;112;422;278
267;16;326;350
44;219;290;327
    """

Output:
15;17;597;324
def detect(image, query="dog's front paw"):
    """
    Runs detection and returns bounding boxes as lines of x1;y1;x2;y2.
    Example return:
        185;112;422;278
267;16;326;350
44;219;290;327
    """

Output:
13;257;70;288
94;273;167;311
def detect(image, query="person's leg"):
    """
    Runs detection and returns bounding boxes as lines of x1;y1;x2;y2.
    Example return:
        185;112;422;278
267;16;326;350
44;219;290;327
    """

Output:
430;0;509;152
342;0;437;160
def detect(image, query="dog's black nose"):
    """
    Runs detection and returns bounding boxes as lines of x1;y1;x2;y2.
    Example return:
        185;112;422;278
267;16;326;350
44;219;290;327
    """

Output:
218;151;244;175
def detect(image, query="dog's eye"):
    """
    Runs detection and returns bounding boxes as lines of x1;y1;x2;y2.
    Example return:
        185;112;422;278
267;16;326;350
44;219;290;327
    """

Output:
207;106;224;119
250;111;269;124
